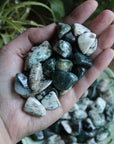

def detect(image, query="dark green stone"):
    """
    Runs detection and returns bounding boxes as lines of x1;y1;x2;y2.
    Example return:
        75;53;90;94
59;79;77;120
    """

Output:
73;52;93;68
30;131;44;141
53;40;72;58
43;58;56;78
77;130;97;143
70;118;82;136
104;104;114;122
55;58;73;72
62;31;76;44
57;23;71;39
52;71;78;91
73;66;87;80
83;118;96;132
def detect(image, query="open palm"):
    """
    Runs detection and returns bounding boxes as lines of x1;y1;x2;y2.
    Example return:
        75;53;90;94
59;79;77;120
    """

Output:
0;0;114;143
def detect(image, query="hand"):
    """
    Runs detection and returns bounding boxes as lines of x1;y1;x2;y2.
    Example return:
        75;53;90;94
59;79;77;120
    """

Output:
0;0;114;143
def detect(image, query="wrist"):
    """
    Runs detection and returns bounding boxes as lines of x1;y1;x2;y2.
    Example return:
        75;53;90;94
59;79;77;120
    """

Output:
0;117;14;144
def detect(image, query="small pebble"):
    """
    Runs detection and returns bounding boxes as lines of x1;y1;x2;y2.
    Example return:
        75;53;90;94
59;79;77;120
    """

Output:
61;120;72;134
41;91;61;109
24;97;46;116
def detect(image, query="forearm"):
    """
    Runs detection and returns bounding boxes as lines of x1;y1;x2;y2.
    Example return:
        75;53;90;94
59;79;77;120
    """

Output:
0;117;13;144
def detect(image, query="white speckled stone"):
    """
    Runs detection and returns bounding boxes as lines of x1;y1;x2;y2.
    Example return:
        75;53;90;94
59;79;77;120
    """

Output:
61;120;72;134
73;23;90;36
91;97;106;113
24;97;46;116
41;91;61;109
78;32;96;55
86;39;97;56
29;62;43;91
89;110;106;127
73;110;87;120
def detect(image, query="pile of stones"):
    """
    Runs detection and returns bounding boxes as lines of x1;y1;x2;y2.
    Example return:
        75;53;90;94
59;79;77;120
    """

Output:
14;23;98;117
28;78;114;144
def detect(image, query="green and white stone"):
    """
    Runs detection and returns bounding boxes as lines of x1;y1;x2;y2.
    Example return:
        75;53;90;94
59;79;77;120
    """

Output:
29;62;43;91
73;110;87;120
78;32;97;55
86;39;97;56
53;40;72;58
97;79;109;92
61;120;72;134
41;91;61;110
73;23;90;36
24;97;46;116
90;97;106;113
89;110;106;127
47;134;65;144
26;41;52;69
56;58;73;72
57;23;71;39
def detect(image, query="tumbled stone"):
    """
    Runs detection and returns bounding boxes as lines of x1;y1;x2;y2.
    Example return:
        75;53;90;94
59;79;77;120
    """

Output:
83;118;96;132
69;103;79;112
43;58;56;78
77;97;93;111
29;62;43;91
89;110;106;127
90;97;106;113
96;127;110;142
16;73;29;88
73;66;87;80
41;91;61;109
47;134;65;144
73;52;93;67
56;58;73;72
24;97;46;116
97;79;109;92
61;112;71;120
53;40;72;58
57;23;71;39
86;39;97;56
31;131;44;141
52;71;78;91
78;32;97;55
27;80;52;97
26;41;52;69
87;138;97;144
61;120;72;134
14;74;31;98
73;23;90;36
73;110;87;120
62;31;76;44
104;104;114;122
65;135;77;144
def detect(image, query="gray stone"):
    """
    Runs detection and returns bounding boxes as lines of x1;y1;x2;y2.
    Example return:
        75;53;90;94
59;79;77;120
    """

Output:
14;74;31;98
53;40;72;58
73;110;87;120
41;91;61;110
24;97;46;116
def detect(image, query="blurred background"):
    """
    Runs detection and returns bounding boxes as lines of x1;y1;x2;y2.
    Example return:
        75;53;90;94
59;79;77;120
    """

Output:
0;0;114;70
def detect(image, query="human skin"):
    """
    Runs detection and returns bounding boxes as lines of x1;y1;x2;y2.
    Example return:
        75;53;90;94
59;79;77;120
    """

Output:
0;0;114;143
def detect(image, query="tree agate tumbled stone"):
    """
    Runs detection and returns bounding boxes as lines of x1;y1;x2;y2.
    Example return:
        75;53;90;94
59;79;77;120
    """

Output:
52;71;78;91
53;40;72;58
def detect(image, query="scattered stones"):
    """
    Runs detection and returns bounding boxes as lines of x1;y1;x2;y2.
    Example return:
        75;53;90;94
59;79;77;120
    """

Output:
14;22;97;118
41;91;61;110
24;97;46;116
